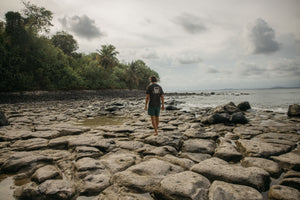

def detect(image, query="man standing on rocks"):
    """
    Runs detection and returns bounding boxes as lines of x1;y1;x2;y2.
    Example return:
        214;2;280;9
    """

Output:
145;75;164;136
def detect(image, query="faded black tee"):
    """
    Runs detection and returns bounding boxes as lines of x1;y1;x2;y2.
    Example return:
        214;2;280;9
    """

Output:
146;83;164;107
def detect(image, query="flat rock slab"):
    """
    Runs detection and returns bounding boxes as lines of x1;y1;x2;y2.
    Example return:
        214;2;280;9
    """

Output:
100;151;141;173
182;139;215;154
236;139;291;158
180;153;211;163
1;152;52;172
268;185;300;200
80;173;111;195
38;179;75;200
75;146;103;159
112;158;183;192
144;135;183;150
31;165;62;183
241;157;282;177
280;177;300;191
233;127;263;139
214;138;242;162
159;171;210;200
75;157;105;172
191;157;270;192
271;151;300;170
11;138;49;151
209;181;263;200
255;133;300;147
98;185;153;200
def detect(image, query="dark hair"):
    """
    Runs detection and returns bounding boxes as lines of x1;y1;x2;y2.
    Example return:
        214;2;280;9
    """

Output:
150;76;157;83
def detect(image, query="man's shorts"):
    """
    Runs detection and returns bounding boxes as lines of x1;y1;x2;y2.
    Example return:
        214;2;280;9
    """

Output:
148;106;161;117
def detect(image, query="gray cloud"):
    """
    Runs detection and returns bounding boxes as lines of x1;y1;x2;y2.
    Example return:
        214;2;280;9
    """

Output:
207;67;219;74
173;13;207;34
248;18;280;54
177;54;202;64
141;48;159;59
59;15;104;40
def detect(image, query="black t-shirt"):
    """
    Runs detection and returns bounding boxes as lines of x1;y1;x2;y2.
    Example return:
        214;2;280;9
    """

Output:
146;83;164;107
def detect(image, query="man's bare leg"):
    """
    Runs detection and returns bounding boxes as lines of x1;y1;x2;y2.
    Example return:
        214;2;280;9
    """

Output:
151;116;158;135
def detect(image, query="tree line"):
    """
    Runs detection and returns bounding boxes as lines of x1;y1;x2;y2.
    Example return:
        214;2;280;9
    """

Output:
0;1;159;92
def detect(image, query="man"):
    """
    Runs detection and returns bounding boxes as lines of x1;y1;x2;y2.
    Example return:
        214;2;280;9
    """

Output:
144;75;164;136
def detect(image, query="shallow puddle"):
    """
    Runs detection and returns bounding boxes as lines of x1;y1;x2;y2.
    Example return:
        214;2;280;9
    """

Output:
75;115;128;127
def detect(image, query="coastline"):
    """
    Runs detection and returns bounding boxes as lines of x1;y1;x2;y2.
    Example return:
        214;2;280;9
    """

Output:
0;94;299;199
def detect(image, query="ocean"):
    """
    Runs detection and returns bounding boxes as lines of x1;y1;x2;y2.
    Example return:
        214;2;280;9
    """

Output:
168;88;300;113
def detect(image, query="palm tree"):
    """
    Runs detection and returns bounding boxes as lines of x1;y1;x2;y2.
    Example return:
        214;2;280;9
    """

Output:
96;44;119;70
126;61;142;89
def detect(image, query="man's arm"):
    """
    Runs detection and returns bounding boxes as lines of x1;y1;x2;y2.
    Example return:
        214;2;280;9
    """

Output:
161;95;164;110
145;94;150;110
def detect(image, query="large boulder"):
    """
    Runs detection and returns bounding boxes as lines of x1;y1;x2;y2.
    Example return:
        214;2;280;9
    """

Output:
0;111;9;126
287;104;300;117
237;101;251;111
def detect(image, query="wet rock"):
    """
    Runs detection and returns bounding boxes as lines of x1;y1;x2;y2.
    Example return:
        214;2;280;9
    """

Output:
271;151;300;170
11;138;49;151
31;165;62;183
166;105;180;110
236;139;291;158
214;138;242;162
212;102;240;114
112;158;183;192
241;157;281;177
230;112;248;124
1;152;52;173
268;185;300;200
38;179;75;200
80;173;111;196
191;157;270;191
237;101;251;111
158;171;210;200
0;111;9;126
209;180;263;200
100;151;141;173
182;139;215;154
202;113;230;124
287;104;300;117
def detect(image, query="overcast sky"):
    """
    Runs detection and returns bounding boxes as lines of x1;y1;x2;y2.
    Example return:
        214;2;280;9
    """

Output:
1;0;300;91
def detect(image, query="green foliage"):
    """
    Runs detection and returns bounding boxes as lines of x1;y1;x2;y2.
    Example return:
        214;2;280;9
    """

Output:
22;1;53;33
96;44;119;70
0;2;160;92
51;31;78;56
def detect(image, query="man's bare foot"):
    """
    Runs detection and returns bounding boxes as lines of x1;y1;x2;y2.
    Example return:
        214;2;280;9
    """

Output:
153;132;158;136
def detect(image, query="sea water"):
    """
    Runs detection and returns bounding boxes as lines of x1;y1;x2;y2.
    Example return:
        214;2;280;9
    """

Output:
169;88;300;113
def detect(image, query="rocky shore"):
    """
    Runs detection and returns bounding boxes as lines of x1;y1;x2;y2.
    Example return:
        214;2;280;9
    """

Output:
0;92;299;200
